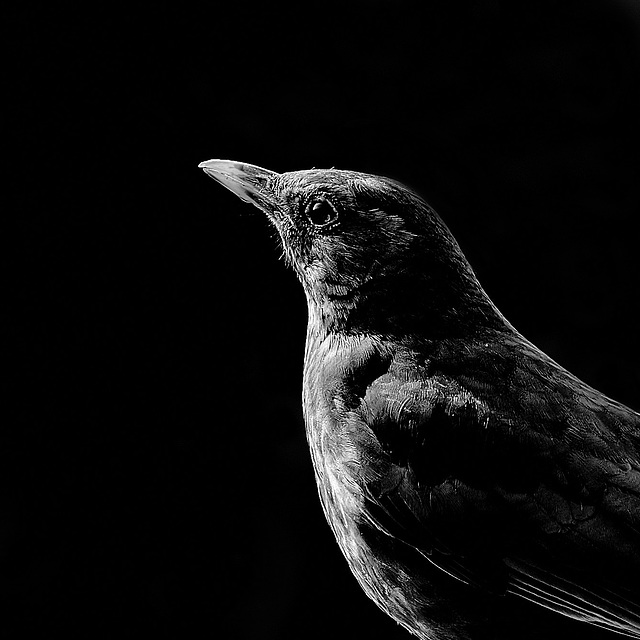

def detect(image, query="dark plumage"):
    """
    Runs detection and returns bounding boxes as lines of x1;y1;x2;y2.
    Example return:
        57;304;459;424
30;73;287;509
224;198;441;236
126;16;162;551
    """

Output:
199;159;640;640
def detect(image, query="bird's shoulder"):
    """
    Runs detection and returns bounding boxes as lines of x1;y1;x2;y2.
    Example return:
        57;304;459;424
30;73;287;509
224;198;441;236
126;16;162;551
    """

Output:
344;331;640;490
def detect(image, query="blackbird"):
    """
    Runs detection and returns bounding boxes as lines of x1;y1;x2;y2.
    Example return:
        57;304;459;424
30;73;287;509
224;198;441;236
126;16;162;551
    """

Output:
199;160;640;640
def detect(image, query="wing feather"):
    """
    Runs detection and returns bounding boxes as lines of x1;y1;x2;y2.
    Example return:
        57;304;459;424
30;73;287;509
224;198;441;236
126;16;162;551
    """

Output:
506;559;640;638
355;337;640;635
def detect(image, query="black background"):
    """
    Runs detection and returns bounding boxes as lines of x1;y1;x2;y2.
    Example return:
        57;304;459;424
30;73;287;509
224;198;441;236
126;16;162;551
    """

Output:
8;2;640;638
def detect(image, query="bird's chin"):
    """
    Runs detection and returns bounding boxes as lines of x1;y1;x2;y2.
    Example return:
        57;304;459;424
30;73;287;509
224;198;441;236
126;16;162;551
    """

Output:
251;200;282;223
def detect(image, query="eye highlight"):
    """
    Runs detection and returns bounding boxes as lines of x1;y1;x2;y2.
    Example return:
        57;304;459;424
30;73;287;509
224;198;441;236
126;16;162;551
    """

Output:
305;198;339;227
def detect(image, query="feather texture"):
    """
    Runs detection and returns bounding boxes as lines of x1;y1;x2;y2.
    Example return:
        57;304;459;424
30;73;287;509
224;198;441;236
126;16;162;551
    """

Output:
200;160;640;640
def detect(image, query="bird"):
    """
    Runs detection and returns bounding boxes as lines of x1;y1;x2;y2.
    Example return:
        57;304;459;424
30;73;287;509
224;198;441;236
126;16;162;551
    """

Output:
199;159;640;640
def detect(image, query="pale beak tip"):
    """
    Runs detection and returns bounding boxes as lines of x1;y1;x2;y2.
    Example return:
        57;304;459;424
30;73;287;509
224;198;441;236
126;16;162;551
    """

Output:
198;159;219;170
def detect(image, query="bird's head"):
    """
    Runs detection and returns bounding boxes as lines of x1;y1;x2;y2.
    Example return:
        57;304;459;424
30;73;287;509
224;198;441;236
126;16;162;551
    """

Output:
199;160;504;338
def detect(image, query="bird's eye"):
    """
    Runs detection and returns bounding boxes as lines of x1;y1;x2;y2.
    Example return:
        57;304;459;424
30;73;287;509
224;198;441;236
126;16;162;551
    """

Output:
305;198;339;227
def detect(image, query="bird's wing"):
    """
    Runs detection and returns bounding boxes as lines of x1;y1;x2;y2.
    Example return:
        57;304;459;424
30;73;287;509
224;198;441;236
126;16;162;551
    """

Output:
352;337;640;637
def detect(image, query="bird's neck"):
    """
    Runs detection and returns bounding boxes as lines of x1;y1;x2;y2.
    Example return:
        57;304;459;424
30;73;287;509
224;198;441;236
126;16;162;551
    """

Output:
304;270;510;341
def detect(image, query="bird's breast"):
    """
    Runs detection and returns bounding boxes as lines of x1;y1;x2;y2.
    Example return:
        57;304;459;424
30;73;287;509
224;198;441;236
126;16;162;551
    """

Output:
301;333;447;640
301;328;375;547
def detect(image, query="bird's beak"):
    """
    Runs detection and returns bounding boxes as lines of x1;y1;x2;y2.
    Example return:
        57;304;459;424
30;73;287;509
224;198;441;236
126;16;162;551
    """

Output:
198;159;279;212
